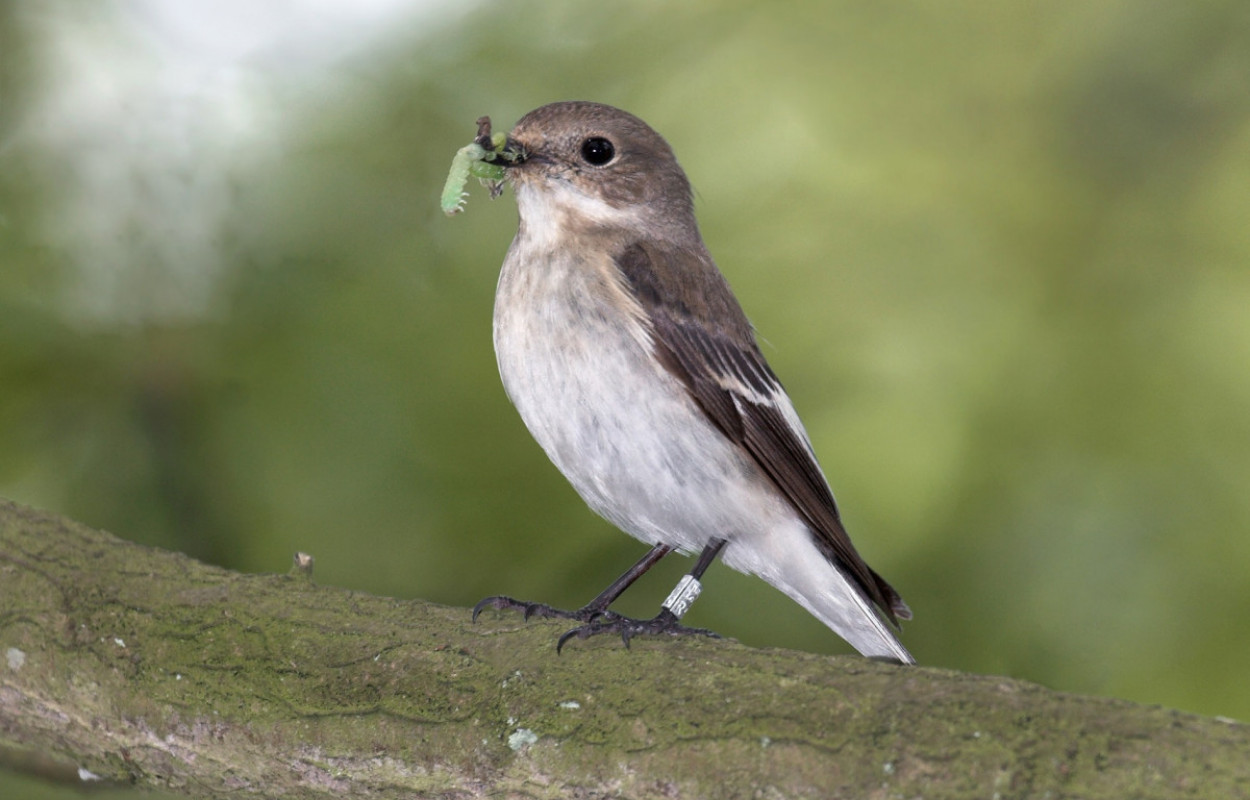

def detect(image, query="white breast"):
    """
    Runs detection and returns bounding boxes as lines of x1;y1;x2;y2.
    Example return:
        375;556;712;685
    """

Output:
492;235;792;554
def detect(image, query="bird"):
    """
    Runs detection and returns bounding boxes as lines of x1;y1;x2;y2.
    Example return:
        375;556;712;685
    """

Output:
471;101;913;663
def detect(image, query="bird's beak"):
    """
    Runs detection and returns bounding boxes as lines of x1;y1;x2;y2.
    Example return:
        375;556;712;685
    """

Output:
495;136;529;167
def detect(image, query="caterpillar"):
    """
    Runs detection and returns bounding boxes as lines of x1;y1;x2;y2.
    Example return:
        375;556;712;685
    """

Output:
441;130;521;216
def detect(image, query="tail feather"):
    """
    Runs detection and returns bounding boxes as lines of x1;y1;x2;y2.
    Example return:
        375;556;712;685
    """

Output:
870;566;913;622
724;532;914;664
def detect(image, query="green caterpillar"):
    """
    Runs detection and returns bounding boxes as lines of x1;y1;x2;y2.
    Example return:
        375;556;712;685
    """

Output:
441;128;521;216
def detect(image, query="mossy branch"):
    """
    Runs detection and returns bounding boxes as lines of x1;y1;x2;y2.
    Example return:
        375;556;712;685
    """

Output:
0;498;1246;799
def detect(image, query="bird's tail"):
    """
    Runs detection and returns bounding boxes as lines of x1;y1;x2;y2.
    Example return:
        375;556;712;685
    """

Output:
726;533;914;664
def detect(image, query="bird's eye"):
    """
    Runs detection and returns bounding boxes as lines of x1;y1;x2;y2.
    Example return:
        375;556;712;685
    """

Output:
580;137;615;166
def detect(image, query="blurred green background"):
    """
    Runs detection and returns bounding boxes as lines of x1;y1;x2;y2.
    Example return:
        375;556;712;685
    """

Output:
3;0;1250;790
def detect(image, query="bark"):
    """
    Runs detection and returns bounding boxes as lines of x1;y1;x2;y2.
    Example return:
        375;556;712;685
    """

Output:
0;498;1246;799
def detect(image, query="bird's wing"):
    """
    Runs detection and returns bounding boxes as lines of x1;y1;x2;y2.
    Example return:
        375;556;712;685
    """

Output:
613;241;910;624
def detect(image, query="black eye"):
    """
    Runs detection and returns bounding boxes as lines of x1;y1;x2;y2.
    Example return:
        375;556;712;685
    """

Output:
580;137;615;166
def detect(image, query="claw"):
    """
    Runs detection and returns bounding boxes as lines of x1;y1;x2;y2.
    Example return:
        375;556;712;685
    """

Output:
555;609;720;653
474;595;718;652
472;595;624;625
474;595;577;622
556;627;581;654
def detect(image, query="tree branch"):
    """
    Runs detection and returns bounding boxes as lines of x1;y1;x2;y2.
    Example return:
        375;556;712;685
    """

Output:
0;498;1246;798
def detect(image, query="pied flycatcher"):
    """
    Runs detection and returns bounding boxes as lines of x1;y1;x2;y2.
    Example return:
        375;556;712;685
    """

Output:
472;101;913;663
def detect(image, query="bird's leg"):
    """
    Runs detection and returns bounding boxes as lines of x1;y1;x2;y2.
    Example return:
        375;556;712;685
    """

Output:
472;543;672;624
557;538;728;652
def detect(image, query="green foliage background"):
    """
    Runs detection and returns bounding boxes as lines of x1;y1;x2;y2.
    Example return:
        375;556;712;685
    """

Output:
3;5;1249;792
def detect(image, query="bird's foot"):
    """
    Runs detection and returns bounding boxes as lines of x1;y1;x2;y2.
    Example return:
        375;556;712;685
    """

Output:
472;595;619;624
556;609;720;653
